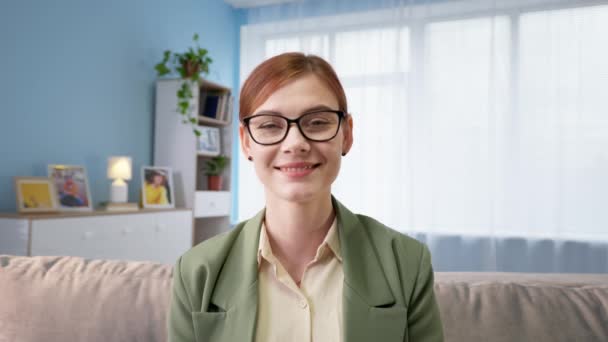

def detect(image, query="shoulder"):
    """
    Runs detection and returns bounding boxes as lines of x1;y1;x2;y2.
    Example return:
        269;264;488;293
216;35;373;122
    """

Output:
353;214;432;297
172;222;247;310
178;222;245;272
355;213;428;259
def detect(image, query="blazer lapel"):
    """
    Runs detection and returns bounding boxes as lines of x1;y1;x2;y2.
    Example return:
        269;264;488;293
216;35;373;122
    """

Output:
195;209;265;342
334;197;408;342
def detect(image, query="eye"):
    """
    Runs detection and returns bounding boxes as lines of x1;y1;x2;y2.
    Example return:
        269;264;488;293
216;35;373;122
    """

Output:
254;118;285;130
257;121;283;129
309;119;330;126
259;123;277;129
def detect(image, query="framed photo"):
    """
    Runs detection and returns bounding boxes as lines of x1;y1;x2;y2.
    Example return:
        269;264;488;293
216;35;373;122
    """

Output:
14;177;59;213
197;125;221;156
48;164;93;211
141;166;175;209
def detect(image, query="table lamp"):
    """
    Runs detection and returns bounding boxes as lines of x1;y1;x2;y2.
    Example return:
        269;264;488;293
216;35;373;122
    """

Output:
107;156;132;203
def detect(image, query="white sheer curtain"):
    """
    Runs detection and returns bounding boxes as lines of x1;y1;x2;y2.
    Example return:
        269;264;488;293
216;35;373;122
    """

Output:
239;0;608;272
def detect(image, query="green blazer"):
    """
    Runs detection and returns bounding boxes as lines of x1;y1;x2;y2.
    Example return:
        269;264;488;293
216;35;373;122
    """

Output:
168;197;444;342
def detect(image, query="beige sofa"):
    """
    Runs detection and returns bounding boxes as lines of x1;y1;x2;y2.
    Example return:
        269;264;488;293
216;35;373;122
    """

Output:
1;255;606;342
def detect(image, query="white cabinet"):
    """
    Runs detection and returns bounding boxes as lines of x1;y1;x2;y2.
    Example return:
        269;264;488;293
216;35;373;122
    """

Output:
0;209;192;265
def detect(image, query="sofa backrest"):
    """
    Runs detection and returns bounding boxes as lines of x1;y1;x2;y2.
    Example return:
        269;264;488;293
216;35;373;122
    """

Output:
0;255;173;342
435;272;608;342
1;255;607;342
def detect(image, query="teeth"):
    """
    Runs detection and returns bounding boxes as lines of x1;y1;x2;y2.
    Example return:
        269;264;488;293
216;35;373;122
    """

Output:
282;166;314;172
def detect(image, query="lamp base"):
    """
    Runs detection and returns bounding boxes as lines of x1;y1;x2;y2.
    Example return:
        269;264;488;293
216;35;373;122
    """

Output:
110;179;128;203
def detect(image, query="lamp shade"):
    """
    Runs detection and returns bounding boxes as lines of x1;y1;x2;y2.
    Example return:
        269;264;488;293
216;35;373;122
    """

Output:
107;156;132;180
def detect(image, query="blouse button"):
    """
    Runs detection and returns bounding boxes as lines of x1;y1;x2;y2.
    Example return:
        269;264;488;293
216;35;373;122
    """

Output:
298;299;308;309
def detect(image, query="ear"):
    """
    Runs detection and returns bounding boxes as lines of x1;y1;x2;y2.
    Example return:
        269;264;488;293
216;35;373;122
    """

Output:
341;114;354;155
239;124;252;157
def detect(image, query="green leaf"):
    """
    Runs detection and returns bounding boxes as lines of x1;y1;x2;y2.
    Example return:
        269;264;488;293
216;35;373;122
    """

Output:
189;117;197;123
155;63;170;76
178;101;189;113
194;128;201;137
193;33;199;41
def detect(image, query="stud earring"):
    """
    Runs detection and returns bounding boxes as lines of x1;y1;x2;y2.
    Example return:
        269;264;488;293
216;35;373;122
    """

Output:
248;156;253;161
341;152;346;156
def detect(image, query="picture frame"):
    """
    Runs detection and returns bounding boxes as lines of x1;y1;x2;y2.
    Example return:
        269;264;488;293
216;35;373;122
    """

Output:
14;177;59;213
141;166;175;209
197;125;221;156
48;164;93;211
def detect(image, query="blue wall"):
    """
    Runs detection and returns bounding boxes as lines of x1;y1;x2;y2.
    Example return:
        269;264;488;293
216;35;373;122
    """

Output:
0;0;241;211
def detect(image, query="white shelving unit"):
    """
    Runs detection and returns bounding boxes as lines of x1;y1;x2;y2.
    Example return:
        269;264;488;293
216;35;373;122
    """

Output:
154;79;233;244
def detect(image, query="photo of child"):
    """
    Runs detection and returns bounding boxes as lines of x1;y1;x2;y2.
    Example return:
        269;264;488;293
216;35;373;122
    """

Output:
48;165;93;211
142;167;174;208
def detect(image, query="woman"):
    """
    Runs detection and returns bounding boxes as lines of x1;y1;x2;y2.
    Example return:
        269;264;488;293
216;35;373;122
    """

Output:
168;53;444;342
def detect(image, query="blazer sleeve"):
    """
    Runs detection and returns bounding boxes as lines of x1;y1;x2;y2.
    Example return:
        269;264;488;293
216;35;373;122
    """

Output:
168;256;196;342
407;245;444;342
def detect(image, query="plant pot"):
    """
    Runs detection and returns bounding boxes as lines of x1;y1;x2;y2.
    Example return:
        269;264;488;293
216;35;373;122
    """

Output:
207;175;223;191
183;61;200;78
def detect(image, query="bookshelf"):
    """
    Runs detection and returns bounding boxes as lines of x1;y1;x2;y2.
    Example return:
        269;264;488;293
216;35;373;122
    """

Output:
154;79;234;244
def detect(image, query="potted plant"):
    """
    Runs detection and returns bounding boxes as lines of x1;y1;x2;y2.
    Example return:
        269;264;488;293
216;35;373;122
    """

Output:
204;155;229;191
155;33;213;136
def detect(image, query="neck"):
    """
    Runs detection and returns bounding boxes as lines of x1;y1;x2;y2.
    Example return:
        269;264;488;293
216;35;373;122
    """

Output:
263;193;335;279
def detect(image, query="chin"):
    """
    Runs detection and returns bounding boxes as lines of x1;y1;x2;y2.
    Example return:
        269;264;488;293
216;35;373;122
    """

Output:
271;185;324;204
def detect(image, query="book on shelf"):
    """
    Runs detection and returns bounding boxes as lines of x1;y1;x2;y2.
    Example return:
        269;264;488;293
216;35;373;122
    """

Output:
218;94;229;121
224;95;233;123
201;93;220;119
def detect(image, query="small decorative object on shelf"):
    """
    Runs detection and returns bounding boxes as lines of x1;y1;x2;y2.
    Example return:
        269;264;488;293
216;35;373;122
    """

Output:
14;177;59;213
204;155;229;191
141;166;176;209
107;156;132;203
197;125;221;156
155;33;213;137
48;165;93;212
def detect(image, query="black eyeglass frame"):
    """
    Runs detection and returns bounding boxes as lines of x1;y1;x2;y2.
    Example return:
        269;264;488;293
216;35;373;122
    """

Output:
241;110;346;146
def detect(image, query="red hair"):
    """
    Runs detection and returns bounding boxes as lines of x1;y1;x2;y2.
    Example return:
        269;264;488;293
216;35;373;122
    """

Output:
239;52;348;120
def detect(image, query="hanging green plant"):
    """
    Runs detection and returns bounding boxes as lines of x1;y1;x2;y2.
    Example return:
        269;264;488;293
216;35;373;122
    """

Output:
155;33;213;137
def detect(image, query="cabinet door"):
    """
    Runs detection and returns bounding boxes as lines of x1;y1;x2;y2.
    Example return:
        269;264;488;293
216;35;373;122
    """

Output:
30;216;126;260
152;211;192;264
0;218;29;256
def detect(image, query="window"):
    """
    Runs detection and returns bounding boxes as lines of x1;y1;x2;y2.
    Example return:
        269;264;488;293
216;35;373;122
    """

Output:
240;2;608;241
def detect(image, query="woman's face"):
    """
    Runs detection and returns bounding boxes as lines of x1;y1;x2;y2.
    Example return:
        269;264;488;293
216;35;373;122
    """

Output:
240;74;353;204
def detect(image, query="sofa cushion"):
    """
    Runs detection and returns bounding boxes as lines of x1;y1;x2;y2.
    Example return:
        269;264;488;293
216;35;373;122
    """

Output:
0;255;173;342
435;272;608;342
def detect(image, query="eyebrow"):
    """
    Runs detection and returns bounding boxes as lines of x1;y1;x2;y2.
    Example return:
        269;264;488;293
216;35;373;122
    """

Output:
253;104;337;116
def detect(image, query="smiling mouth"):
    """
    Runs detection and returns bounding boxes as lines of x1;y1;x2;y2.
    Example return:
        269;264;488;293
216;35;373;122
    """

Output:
274;163;321;172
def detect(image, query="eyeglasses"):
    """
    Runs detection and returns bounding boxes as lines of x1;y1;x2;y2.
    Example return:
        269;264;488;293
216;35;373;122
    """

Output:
242;110;345;146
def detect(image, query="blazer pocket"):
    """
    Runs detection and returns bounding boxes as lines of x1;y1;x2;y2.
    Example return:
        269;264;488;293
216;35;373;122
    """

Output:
369;306;408;342
192;311;227;342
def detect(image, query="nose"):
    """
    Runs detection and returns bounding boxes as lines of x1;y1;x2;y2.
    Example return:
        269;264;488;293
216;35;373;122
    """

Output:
281;122;310;154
